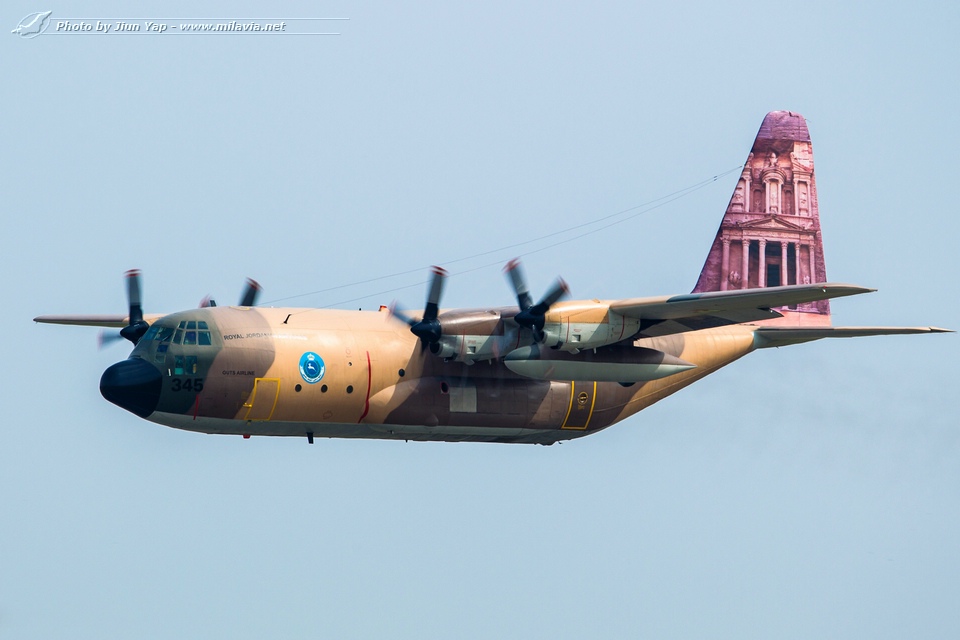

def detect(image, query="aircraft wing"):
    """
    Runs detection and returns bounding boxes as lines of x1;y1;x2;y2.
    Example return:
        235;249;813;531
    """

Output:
753;325;953;348
33;314;165;328
610;283;874;337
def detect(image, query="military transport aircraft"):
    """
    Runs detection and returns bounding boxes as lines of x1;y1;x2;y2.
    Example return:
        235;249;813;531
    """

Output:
35;111;950;445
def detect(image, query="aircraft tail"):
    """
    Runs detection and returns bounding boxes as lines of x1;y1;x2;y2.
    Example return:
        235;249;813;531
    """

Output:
692;111;831;326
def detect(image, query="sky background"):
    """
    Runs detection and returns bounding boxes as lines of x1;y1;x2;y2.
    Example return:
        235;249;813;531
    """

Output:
3;1;958;638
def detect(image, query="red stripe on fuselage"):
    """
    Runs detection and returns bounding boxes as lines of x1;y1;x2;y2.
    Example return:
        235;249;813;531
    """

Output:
358;351;372;423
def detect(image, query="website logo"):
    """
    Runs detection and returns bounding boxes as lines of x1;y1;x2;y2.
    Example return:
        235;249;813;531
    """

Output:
12;11;52;38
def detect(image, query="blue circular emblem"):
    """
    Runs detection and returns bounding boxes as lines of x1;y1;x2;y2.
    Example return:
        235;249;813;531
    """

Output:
299;352;325;384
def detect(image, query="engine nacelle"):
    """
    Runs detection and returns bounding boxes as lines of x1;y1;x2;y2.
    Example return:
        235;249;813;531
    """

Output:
539;311;641;352
430;331;523;364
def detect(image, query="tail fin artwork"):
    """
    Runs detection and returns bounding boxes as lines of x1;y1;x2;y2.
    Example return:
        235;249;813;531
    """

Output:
693;111;830;326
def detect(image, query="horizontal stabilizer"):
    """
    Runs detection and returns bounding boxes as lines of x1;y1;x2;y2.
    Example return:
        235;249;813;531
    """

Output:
753;326;953;349
34;314;164;328
504;344;696;382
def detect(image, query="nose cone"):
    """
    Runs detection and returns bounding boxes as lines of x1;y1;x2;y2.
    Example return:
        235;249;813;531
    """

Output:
100;358;162;417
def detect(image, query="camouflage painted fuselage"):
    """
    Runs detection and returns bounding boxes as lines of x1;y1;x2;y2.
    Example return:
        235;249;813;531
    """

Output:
134;305;756;445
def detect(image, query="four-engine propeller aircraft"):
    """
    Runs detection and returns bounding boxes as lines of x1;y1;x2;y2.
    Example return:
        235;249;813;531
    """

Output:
35;111;950;444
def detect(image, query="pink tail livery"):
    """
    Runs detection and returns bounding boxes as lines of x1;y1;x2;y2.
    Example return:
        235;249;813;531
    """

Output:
693;111;830;326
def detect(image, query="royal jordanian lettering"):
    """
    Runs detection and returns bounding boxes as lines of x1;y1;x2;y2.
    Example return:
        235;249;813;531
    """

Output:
35;112;951;445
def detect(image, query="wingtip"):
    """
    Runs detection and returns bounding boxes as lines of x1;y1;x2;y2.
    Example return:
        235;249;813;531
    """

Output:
819;283;877;295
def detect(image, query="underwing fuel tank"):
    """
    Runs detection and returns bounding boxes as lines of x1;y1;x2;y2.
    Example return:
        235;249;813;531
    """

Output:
503;344;696;382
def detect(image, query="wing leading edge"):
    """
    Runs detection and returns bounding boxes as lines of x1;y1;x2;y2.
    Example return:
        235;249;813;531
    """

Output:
33;314;165;328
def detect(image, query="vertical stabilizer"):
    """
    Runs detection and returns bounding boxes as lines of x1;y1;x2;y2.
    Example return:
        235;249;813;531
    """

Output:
693;111;831;325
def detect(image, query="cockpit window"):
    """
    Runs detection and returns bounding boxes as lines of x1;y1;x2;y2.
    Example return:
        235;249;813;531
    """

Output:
147;321;213;346
196;321;211;344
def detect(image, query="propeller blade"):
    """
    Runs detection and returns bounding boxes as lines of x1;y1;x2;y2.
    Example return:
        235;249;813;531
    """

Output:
120;269;149;345
387;301;417;328
422;267;447;322
199;295;217;308
503;259;534;310
125;269;143;325
530;277;569;315
239;278;261;307
97;329;126;350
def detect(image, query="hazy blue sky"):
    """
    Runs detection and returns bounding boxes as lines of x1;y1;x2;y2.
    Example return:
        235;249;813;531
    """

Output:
3;2;958;638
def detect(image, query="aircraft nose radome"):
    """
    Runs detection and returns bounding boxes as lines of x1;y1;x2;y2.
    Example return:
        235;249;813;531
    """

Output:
100;358;162;418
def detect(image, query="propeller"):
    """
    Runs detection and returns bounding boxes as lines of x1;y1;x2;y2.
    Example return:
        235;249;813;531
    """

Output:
238;278;261;307
199;278;261;308
99;272;263;349
119;269;150;345
391;266;447;349
503;258;569;341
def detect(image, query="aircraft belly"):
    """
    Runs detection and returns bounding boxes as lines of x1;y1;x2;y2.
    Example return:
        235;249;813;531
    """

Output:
148;412;577;444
